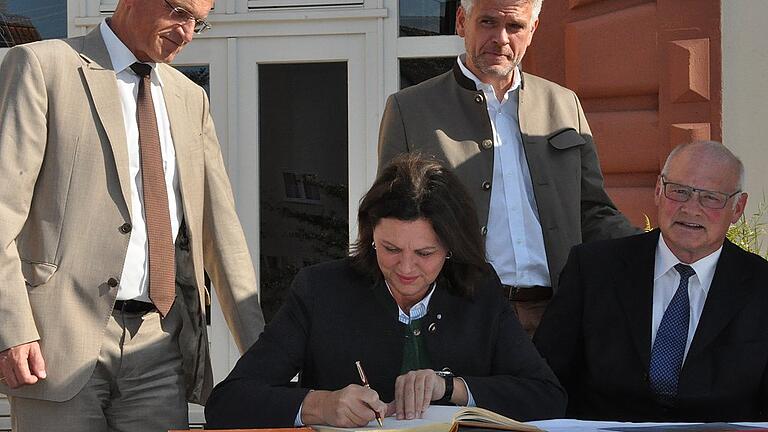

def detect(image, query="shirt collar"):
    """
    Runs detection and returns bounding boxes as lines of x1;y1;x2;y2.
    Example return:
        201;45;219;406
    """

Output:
655;233;722;296
456;54;522;98
100;19;163;86
385;281;437;324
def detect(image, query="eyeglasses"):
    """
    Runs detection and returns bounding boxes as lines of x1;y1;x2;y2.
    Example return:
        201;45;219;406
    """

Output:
660;176;741;209
163;0;212;34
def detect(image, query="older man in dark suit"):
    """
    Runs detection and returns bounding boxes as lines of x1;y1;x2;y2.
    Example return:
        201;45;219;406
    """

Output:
535;141;768;421
378;0;638;335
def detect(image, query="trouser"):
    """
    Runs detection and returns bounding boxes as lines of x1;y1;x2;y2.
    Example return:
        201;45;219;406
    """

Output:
510;299;550;338
10;304;188;432
503;284;552;338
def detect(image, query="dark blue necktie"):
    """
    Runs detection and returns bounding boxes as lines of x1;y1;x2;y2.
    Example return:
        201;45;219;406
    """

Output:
649;263;696;397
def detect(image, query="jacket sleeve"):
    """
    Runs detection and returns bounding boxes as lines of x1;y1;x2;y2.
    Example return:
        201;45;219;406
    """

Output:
462;303;567;421
575;94;641;241
0;45;48;353
204;268;315;429
533;246;586;401
377;93;409;177
199;85;265;353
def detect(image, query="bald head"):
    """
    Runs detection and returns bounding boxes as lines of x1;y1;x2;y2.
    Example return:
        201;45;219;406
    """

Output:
662;141;745;192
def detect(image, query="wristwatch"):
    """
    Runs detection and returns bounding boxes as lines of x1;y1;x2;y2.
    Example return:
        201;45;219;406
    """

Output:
434;369;455;404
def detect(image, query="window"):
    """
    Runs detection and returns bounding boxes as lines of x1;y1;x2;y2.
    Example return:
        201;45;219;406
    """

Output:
399;0;458;37
174;65;210;96
258;62;349;322
400;56;455;89
0;0;67;47
249;0;363;9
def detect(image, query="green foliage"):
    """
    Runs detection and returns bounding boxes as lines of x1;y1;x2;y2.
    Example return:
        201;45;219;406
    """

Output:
727;198;768;259
643;214;653;233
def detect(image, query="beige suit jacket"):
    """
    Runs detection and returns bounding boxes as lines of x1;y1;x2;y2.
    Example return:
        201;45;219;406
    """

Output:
378;64;639;291
0;27;264;403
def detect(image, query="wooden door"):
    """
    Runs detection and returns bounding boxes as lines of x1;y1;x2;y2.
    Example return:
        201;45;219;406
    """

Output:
523;0;721;227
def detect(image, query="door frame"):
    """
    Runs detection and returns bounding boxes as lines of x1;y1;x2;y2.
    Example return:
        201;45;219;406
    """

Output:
173;31;374;383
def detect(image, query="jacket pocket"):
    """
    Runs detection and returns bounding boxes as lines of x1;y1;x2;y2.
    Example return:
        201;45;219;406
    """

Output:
548;128;586;150
20;260;58;287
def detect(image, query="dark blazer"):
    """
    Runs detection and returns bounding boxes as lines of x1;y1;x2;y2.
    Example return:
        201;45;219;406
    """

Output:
534;230;768;421
205;259;566;429
378;63;638;291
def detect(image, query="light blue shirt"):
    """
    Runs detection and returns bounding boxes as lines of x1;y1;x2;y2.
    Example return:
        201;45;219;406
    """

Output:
456;56;550;288
388;282;435;324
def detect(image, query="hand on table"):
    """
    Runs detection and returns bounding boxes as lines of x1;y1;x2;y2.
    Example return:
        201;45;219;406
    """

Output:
391;369;446;420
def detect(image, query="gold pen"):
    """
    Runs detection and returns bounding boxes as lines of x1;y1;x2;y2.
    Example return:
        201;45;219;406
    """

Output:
355;360;384;427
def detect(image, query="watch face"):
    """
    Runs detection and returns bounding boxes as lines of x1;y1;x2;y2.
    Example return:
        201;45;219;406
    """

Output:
435;370;454;378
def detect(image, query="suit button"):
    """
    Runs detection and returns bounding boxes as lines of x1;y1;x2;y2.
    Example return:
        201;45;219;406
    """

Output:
474;93;484;104
119;223;132;234
481;139;493;150
481;181;491;191
480;226;488;236
107;278;119;287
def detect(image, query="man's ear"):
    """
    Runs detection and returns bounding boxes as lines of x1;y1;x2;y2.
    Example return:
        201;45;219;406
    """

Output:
731;192;749;224
654;176;663;207
525;17;539;47
456;6;467;37
530;18;539;37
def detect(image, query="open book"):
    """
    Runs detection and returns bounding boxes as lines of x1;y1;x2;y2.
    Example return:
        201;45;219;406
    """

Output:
311;405;543;432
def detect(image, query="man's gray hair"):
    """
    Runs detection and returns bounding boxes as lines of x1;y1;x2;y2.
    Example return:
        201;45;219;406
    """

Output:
662;140;746;192
461;0;544;20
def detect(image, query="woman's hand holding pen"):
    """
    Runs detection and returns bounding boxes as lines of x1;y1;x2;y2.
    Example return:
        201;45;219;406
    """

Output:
301;385;388;427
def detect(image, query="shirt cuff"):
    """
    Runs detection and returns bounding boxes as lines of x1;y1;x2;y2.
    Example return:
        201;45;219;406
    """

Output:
294;402;305;427
457;377;476;407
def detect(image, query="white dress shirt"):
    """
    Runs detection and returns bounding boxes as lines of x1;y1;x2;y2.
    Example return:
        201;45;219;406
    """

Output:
456;56;550;288
100;20;183;302
652;235;721;361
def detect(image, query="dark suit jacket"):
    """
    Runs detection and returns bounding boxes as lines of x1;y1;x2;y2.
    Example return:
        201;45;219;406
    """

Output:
378;63;638;291
534;230;768;421
205;259;566;428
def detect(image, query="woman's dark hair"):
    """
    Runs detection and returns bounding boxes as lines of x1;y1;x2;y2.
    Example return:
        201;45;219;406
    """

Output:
350;153;488;296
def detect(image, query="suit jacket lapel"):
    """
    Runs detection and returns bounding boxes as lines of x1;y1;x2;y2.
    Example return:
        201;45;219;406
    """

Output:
616;230;660;368
78;27;132;218
160;69;195;222
687;240;755;359
422;277;465;368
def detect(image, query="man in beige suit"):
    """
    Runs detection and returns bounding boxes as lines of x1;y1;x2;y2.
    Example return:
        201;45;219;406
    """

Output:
0;0;264;430
378;0;638;335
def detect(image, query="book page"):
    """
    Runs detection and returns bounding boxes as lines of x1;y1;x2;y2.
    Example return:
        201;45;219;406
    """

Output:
311;406;543;432
311;406;460;432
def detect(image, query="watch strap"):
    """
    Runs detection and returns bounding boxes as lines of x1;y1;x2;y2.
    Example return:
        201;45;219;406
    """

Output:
435;373;454;404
